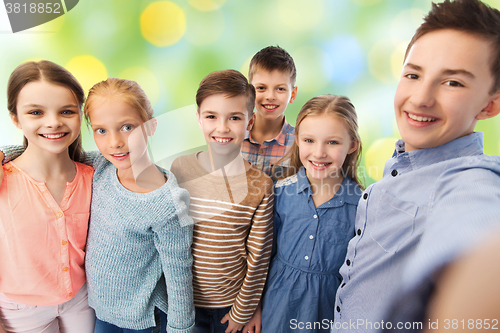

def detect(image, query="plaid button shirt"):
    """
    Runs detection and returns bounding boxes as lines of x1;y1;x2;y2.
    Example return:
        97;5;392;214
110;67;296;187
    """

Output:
240;120;295;178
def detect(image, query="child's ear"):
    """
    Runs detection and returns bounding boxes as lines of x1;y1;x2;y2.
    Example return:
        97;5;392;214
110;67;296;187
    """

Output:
144;117;157;137
289;86;298;103
476;92;500;120
348;140;359;155
246;113;255;131
11;114;21;129
196;110;203;129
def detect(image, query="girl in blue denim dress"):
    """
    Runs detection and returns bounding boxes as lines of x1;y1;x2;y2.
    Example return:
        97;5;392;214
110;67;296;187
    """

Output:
260;95;364;333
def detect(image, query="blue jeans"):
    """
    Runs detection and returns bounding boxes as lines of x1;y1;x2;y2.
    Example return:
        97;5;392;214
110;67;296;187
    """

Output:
94;308;167;333
194;306;243;333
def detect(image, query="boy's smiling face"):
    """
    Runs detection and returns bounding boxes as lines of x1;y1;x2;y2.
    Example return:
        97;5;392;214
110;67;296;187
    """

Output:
394;29;500;152
251;68;297;123
197;93;252;156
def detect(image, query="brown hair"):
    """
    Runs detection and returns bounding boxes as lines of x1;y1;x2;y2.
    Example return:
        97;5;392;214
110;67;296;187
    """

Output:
249;46;297;86
84;78;154;123
196;69;255;116
7;60;85;162
273;94;363;188
405;0;500;94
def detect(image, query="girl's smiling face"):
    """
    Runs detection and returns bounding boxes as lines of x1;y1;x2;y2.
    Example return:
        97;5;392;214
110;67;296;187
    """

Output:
13;80;81;156
297;114;358;186
89;99;149;171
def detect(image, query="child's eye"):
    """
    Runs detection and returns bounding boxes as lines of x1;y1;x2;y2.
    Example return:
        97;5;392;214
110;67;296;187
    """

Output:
29;110;42;115
95;128;106;135
255;86;265;91
61;110;76;115
206;115;216;119
230;116;241;121
277;87;286;92
122;125;134;132
328;140;339;145
444;80;464;87
405;73;419;80
304;138;313;143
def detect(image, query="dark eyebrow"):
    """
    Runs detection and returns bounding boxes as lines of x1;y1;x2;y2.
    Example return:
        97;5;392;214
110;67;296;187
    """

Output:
442;69;475;79
405;63;475;79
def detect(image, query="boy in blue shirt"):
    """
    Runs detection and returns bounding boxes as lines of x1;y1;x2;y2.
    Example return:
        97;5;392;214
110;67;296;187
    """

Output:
333;0;500;331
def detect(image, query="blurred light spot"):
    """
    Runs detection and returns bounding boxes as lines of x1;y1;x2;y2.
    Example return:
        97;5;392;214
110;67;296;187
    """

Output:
141;1;186;47
240;55;253;80
65;55;108;95
294;46;329;92
188;0;227;11
278;0;324;31
391;43;407;80
119;67;161;107
390;9;425;43
349;0;381;6
365;138;397;181
324;35;364;84
368;39;399;84
185;9;224;46
482;0;500;8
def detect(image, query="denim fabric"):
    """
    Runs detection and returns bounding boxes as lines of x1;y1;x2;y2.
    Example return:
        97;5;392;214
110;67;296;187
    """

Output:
194;306;243;333
334;133;500;332
261;168;361;333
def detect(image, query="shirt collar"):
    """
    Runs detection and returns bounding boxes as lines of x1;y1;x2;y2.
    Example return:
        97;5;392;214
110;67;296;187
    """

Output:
392;132;484;170
245;119;291;146
295;167;362;206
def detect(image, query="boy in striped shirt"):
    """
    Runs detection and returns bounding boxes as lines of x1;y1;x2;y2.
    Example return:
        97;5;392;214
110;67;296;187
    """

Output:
170;69;274;333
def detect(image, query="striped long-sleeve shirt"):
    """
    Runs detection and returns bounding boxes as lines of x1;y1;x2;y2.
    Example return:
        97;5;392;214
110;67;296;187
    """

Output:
171;153;274;324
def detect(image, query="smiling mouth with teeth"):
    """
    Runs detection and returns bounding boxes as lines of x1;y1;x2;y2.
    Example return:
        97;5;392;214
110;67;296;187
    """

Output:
310;161;332;167
213;137;233;143
407;112;437;122
41;133;67;139
262;104;279;110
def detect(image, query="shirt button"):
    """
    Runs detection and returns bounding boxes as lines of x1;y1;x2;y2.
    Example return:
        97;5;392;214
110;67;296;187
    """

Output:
63;267;69;272
304;256;309;260
391;169;398;177
68;292;73;297
62;240;68;245
56;212;63;218
309;235;314;239
346;259;351;266
313;214;317;219
337;306;341;312
357;229;361;236
259;149;264;154
363;193;368;200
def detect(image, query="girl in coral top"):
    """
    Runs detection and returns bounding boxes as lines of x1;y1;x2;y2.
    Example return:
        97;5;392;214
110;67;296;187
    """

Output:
0;61;95;332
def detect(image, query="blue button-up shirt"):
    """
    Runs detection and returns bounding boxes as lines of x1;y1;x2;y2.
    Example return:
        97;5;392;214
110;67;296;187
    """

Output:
333;132;500;332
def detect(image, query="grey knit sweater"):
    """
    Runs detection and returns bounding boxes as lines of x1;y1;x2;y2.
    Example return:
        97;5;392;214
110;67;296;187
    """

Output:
85;153;195;332
0;146;195;332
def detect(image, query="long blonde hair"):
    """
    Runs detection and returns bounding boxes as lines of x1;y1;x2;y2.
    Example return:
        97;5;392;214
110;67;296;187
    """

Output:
273;94;363;188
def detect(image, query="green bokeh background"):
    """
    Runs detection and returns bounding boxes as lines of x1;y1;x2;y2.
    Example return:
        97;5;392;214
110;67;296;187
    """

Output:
1;0;499;186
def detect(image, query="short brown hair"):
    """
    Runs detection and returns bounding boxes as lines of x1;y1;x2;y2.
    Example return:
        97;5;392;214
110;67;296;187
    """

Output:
7;60;85;162
84;78;154;123
273;95;363;188
405;0;500;93
248;46;297;86
196;69;255;116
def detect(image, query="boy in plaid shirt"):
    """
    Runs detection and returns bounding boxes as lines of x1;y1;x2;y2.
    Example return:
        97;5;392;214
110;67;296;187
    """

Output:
241;46;297;179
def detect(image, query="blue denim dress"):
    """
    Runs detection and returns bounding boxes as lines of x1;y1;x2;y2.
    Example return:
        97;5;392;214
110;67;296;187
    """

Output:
262;168;361;333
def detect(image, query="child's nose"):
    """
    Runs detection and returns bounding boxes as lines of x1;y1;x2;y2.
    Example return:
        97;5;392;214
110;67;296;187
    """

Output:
217;119;230;133
109;132;124;149
45;114;63;128
313;144;327;157
410;81;436;108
